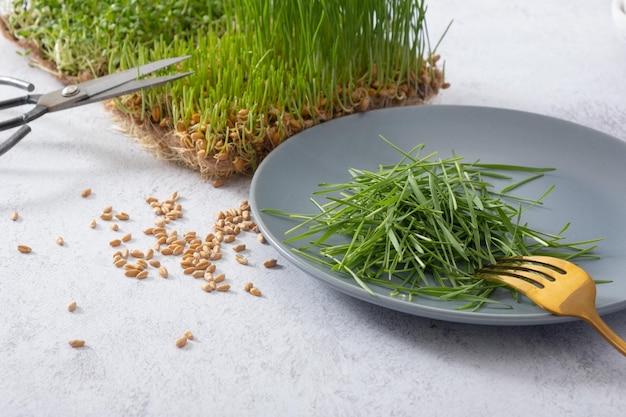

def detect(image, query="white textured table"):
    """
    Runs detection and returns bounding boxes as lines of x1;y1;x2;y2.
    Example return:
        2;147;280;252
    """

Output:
1;1;626;416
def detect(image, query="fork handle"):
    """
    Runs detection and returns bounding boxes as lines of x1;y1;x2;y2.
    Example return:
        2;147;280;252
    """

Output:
580;310;626;357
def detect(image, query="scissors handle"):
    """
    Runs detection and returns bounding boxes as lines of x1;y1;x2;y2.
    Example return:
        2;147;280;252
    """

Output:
0;125;31;157
0;76;35;92
0;98;46;131
0;85;46;155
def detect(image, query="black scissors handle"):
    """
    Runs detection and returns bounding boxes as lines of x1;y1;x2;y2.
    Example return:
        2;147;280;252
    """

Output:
0;95;47;129
0;77;48;156
0;125;31;157
0;57;192;157
0;100;47;158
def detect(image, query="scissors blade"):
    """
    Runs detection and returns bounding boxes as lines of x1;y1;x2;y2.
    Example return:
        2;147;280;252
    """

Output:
79;55;191;97
37;55;191;111
79;72;193;105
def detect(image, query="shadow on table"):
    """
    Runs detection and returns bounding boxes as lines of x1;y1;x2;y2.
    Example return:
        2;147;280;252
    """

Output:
326;287;626;380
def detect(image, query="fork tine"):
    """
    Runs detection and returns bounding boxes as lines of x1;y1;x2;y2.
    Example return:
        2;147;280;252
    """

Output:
480;264;552;285
476;255;569;289
521;255;577;273
474;269;541;294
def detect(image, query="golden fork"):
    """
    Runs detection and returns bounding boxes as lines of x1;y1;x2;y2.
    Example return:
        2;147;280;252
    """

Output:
475;255;626;356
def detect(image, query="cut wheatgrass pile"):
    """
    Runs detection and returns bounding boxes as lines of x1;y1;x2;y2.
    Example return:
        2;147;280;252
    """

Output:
264;138;602;310
1;0;449;180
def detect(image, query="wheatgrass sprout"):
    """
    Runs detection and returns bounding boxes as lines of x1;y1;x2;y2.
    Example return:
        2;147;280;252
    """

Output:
2;0;449;179
264;139;601;310
1;0;225;80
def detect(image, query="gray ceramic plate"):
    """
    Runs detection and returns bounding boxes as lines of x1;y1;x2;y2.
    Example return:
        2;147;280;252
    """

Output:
250;105;626;325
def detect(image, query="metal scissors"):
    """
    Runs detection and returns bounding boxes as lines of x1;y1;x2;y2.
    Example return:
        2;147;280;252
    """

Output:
0;55;193;157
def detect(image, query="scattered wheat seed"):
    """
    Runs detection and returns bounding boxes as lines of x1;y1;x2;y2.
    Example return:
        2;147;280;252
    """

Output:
214;273;225;283
114;259;127;268
235;254;248;265
90;219;97;229
81;188;91;198
257;233;266;244
200;282;213;292
232;243;246;252
125;269;141;277
249;287;262;297
102;206;113;213
109;239;122;247
69;339;85;348
143;227;155;235
11;211;18;221
192;270;204;279
115;212;130;221
176;336;187;349
17;244;31;253
175;337;188;348
109;223;119;231
154;218;168;227
263;258;278;268
145;248;154;260
195;259;210;270
130;250;144;258
121;233;132;242
158;266;169;278
56;236;64;246
68;301;77;312
136;270;149;279
183;266;196;275
183;330;193;340
216;284;230;292
243;282;253;292
100;212;113;221
180;259;194;269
